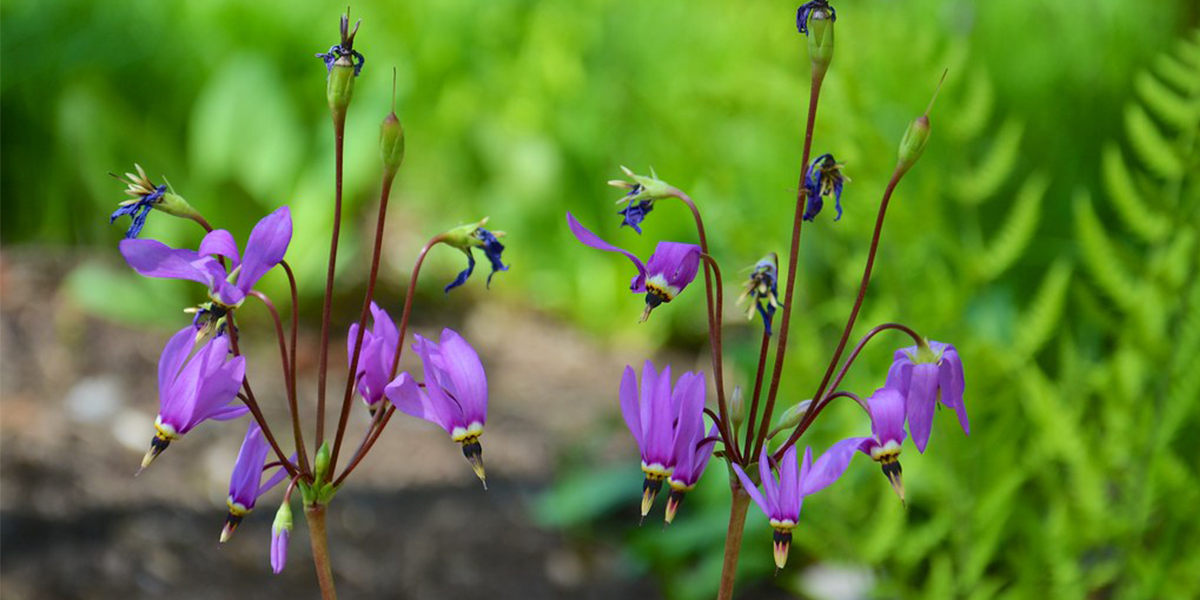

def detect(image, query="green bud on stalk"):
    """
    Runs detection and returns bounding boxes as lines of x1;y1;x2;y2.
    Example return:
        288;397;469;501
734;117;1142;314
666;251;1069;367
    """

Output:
380;70;405;173
897;70;948;175
730;386;745;430
807;7;835;76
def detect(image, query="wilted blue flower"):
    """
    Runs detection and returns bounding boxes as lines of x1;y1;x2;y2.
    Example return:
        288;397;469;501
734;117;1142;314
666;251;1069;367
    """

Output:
443;219;509;293
803;153;849;222
608;166;678;234
109;165;167;239
738;253;781;335
315;12;364;76
796;0;837;35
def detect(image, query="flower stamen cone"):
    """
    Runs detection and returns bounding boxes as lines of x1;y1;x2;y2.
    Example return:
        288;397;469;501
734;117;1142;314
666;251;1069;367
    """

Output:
461;436;487;490
772;526;794;572
879;455;905;507
640;474;666;523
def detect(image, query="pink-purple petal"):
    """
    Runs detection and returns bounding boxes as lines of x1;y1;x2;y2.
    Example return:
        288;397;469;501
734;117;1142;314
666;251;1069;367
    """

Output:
566;212;647;292
939;355;969;435
436;328;487;426
619;366;643;448
385;372;454;433
777;445;801;520
732;463;771;519
645;242;702;290
868;387;907;445
758;448;781;519
198;229;241;265
120;238;219;288
228;422;272;509
906;363;940;453
801;437;865;497
236;206;292;294
158;326;196;404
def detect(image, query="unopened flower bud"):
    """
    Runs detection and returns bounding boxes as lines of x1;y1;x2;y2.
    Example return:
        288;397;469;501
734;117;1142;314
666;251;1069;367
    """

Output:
729;386;745;430
271;500;293;574
776;399;813;432
803;3;835;75
316;10;364;114
313;441;332;485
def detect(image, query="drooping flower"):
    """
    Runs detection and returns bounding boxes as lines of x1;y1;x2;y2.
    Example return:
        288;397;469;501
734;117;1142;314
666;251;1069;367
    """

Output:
796;0;837;35
885;340;968;453
802;153;849;222
270;500;293;574
619;361;707;520
855;387;908;504
220;422;290;542
347;302;400;414
665;421;718;525
442;218;509;293
139;327;248;472
737;253;781;335
108;164;200;239
567;212;702;322
120;206;292;339
384;329;490;487
608;166;678;234
315;11;365;76
732;440;860;570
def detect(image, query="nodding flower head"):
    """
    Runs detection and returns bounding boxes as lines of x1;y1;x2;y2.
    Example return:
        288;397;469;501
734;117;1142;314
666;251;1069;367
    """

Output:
737;253;781;335
119;207;293;339
732;440;860;571
348;302;400;414
608;166;677;234
618;361;707;521
385;329;490;488
856;387;908;504
315;10;365;76
665;421;718;525
109;164;199;239
220;422;289;543
886;340;968;453
442;218;509;293
566;212;702;323
270;500;293;575
138;327;247;473
796;0;837;35
803;153;849;222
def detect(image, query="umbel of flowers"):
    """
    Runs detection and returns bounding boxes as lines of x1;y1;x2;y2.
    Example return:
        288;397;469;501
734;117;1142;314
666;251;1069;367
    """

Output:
568;1;966;596
107;10;506;598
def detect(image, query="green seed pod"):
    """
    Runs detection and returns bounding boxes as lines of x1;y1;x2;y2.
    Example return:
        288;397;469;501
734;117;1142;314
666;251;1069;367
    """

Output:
807;8;835;75
327;58;356;112
313;441;332;485
896;70;947;176
380;111;405;173
730;386;745;430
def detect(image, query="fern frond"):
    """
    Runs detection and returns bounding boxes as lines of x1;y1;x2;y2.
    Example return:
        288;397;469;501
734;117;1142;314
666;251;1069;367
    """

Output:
1153;51;1200;96
1014;258;1072;359
1134;70;1198;132
1073;190;1138;311
948;71;994;142
1124;104;1184;179
976;174;1047;280
952;118;1023;205
1147;228;1196;292
1101;144;1169;243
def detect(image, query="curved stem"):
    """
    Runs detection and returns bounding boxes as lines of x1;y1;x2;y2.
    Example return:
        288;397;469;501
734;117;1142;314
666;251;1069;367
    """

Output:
699;253;739;464
316;112;348;448
225;315;299;479
716;483;751;600
756;68;826;461
249;291;310;475
332;404;395;487
777;168;908;458
388;234;445;378
305;502;338;600
824;322;921;397
741;330;771;461
280;260;308;473
331;169;399;474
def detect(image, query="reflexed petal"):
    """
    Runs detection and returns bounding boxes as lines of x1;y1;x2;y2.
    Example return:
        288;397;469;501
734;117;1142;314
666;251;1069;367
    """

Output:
670;372;706;471
208;405;251;421
619;366;642;448
801;437;866;497
228;422;272;508
256;458;293;498
386;372;453;433
644;365;674;466
885;359;913;395
436;329;487;425
188;351;245;431
868;388;907;445
158;327;196;405
758;448;780;518
645;242;702;290
566;212;647;292
120;238;222;288
906;363;940;453
939;353;969;435
686;422;720;485
732;463;771;518
236;207;292;294
413;335;465;423
198;230;241;265
777;445;801;520
638;361;659;448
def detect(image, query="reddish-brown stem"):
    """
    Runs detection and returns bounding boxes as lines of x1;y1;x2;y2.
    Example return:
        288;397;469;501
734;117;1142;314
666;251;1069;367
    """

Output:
316;111;348;448
716;483;751;600
332;404;395;487
754;69;826;461
825;322;922;397
249;290;310;475
279;260;309;474
388;234;445;378
225;314;299;479
777;168;908;458
699;253;740;464
305;503;338;600
330;169;398;474
741;330;771;461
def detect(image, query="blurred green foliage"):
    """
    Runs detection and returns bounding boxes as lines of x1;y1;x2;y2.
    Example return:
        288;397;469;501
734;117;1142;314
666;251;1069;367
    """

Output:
3;0;1199;598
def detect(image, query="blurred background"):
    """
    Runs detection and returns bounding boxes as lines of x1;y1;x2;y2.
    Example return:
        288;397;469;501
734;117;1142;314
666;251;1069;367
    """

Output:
2;0;1198;598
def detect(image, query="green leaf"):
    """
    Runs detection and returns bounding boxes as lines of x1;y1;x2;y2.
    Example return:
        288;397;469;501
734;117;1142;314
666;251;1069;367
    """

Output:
1073;190;1138;311
1013;258;1072;359
948;70;995;142
975;173;1047;280
952;119;1023;205
1101;144;1169;243
1124;103;1184;180
1135;70;1197;132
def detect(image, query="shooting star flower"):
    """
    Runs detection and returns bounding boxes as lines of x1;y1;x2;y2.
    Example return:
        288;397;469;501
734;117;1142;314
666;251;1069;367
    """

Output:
348;302;400;414
886;340;968;453
220;422;290;542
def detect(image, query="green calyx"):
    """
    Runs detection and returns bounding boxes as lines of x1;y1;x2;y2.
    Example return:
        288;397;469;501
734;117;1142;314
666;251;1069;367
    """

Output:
443;217;504;250
729;386;745;429
154;191;202;221
273;498;294;533
896;70;947;175
380;112;405;173
327;59;356;112
912;338;940;363
807;8;835;73
301;442;338;506
608;166;677;203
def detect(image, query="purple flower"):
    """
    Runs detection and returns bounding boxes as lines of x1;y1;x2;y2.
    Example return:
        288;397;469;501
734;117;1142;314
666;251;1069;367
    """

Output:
120;207;292;335
886;340;968;453
732;440;860;570
270;501;293;574
618;194;654;234
566;212;702;322
139;327;248;472
220;422;290;542
384;329;489;488
347;302;400;414
737;253;781;335
796;0;836;35
855;387;908;504
665;421;718;525
618;361;707;520
802;153;849;222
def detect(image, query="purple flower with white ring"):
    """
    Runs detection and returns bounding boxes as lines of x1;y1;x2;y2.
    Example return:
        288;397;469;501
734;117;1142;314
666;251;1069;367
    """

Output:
732;440;860;570
347;302;400;414
567;212;702;322
665;420;718;525
384;329;489;488
885;340;968;453
138;326;248;472
619;361;706;520
220;421;290;542
851;387;908;504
